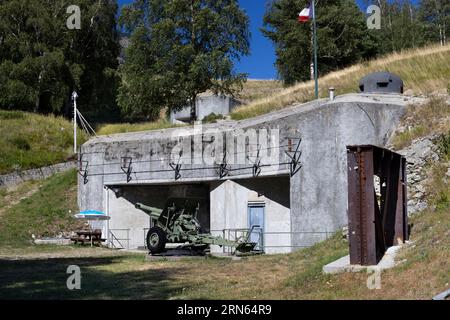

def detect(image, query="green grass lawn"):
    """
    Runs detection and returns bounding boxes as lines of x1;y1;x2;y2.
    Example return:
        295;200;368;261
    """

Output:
0;199;448;300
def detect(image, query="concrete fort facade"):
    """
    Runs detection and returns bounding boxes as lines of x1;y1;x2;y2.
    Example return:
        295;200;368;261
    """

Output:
78;93;410;254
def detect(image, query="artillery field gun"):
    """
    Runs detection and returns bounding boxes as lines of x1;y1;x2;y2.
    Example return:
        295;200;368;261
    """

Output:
135;198;258;255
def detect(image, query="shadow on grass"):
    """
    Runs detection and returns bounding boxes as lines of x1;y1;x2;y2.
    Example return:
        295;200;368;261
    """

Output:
0;256;185;300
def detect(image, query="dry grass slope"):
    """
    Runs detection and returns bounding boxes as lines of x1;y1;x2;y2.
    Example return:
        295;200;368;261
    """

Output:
236;80;284;104
231;44;450;120
391;96;450;149
96;45;450;135
97;119;177;136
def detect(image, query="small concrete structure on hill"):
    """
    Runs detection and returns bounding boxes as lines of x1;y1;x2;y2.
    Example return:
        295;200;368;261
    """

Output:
359;72;404;94
170;94;240;124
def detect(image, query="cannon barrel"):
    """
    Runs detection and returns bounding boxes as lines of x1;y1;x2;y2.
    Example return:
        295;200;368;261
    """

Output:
135;203;163;219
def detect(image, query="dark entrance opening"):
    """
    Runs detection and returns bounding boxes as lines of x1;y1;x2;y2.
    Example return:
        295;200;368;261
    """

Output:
116;183;211;232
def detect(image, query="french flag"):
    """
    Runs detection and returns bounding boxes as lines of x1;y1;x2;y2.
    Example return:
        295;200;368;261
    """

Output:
298;3;312;23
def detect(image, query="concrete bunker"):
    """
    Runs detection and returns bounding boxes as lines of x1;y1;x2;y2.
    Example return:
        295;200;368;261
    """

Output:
79;93;412;255
170;94;241;124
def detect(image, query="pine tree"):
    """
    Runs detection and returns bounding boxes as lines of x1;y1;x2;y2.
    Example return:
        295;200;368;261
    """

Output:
263;0;376;85
117;0;250;122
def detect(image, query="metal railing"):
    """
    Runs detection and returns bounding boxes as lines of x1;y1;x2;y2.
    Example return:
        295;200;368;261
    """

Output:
215;228;264;254
108;229;130;250
211;229;332;254
141;227;332;254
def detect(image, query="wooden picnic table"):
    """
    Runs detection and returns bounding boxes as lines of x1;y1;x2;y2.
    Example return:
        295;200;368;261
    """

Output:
70;229;106;247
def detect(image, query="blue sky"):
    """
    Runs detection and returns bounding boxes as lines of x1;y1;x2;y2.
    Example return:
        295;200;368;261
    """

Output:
116;1;413;80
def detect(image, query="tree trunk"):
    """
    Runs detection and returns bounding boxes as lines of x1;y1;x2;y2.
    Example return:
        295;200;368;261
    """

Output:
443;20;446;45
310;23;314;81
388;14;395;52
34;94;40;113
190;96;197;123
34;71;43;113
410;4;415;48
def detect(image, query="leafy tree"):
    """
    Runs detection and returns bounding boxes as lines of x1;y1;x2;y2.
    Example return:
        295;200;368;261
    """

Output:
0;0;119;119
118;0;250;122
263;0;375;85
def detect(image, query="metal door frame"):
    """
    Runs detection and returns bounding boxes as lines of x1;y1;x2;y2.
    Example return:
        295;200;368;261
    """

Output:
247;202;265;251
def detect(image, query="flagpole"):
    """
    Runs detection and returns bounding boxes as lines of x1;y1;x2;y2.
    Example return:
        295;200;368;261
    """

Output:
312;0;319;99
72;91;78;154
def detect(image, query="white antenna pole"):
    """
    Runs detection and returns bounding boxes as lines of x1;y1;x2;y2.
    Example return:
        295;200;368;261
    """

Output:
72;91;78;154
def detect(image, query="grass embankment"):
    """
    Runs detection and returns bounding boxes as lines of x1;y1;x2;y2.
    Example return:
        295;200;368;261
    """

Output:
0;169;84;247
96;119;176;136
231;44;450;120
0;110;87;174
236;79;284;104
391;96;450;149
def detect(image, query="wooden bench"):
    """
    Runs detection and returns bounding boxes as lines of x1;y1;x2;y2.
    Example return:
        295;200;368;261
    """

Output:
71;229;106;246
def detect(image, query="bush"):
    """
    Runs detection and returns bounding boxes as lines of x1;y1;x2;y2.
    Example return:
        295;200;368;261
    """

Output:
202;112;225;124
10;137;31;151
436;129;450;160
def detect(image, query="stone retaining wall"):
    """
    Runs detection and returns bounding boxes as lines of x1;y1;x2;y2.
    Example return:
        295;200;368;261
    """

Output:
0;161;77;188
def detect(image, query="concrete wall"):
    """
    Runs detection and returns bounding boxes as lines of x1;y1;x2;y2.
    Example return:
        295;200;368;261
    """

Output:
79;93;410;254
107;188;151;249
210;176;291;254
170;95;240;123
288;97;406;247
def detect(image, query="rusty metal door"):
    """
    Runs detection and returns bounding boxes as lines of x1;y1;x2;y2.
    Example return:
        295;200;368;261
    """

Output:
347;145;408;266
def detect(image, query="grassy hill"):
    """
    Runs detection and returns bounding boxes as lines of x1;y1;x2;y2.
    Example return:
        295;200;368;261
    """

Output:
0;111;87;175
231;44;450;119
95;44;450;135
2;45;448;153
0;169;85;247
236;79;284;104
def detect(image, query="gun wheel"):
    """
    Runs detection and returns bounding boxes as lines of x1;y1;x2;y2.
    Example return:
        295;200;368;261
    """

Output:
146;226;167;254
